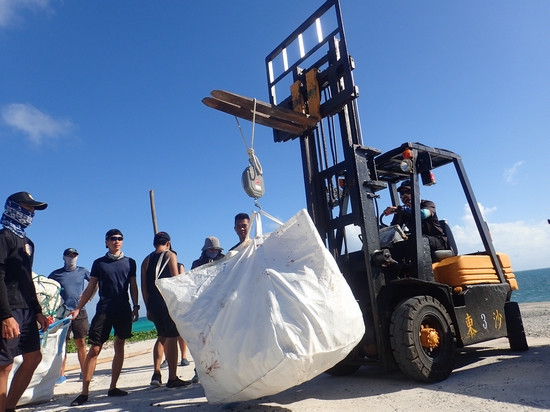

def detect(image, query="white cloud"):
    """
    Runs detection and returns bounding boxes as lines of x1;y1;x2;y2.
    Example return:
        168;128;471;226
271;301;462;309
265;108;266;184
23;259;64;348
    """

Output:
1;103;73;144
503;161;524;184
0;0;51;28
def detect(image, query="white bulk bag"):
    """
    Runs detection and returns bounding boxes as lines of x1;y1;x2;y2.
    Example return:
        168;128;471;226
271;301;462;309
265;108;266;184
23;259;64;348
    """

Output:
10;318;71;406
157;209;365;404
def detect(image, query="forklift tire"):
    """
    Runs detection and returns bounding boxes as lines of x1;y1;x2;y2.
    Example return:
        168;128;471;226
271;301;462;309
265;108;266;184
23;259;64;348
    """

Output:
504;301;529;351
390;295;455;383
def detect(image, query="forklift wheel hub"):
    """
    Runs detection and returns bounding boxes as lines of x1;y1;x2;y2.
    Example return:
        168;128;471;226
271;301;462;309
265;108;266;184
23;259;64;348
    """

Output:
420;325;440;349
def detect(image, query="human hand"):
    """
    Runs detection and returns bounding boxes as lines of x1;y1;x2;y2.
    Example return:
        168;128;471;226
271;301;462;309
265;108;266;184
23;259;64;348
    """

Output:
36;313;49;332
132;308;139;322
384;206;397;216
1;316;20;339
68;308;80;320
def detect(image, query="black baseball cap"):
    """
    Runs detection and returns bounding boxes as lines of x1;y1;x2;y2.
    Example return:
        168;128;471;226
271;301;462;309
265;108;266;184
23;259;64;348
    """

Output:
397;180;411;193
154;231;171;246
7;192;48;210
105;229;123;239
63;248;79;256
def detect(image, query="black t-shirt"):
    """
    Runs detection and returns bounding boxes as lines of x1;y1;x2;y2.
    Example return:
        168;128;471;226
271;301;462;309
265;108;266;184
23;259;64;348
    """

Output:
91;254;136;314
0;228;42;320
191;251;225;270
145;251;172;312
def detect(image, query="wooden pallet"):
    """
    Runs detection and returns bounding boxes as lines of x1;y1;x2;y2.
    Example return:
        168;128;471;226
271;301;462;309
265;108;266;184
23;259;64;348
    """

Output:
202;90;319;136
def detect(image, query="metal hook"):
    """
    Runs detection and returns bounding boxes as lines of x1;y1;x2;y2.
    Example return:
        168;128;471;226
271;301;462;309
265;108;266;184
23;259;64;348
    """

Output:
254;199;262;210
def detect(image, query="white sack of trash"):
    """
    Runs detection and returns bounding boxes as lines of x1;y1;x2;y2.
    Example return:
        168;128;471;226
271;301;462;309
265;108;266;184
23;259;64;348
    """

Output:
157;209;365;404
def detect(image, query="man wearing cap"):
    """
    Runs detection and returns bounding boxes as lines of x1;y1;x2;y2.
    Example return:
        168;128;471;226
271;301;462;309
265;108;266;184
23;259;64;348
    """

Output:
141;232;190;389
383;180;447;252
191;236;225;269
0;191;49;412
69;229;139;406
48;248;91;385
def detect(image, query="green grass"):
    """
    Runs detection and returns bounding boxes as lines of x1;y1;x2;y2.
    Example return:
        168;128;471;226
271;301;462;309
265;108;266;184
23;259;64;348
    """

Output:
65;330;158;353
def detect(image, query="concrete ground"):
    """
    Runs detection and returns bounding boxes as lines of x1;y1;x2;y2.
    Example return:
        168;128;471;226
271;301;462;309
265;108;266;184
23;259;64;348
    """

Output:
15;302;550;412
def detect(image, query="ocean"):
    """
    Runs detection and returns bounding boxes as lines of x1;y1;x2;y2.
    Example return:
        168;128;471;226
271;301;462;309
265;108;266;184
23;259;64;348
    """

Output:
130;267;550;334
132;317;156;333
511;267;550;303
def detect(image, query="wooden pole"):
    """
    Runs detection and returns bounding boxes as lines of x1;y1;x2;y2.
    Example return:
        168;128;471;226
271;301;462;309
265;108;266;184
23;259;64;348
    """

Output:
149;189;158;234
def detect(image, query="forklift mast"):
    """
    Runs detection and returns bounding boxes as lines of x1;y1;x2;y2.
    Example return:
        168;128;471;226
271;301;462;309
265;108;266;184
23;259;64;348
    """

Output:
265;0;395;369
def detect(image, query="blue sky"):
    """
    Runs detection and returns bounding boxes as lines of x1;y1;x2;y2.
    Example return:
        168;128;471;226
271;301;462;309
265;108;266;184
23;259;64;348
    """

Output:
1;0;549;316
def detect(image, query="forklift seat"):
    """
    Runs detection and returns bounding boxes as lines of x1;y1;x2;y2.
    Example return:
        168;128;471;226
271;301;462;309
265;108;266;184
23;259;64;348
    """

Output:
432;220;458;263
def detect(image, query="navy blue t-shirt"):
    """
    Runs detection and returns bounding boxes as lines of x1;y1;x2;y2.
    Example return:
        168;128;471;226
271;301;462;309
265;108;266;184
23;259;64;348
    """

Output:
91;255;136;314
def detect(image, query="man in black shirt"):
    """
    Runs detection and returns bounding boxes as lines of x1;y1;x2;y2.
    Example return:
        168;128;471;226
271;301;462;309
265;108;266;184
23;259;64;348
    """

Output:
0;191;49;412
69;229;139;406
384;180;447;252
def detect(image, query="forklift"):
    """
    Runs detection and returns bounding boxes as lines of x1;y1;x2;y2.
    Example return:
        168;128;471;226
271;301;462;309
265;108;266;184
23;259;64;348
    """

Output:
203;0;528;382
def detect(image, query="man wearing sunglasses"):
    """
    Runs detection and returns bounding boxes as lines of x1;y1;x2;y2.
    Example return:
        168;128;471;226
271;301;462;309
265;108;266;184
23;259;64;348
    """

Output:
69;229;139;407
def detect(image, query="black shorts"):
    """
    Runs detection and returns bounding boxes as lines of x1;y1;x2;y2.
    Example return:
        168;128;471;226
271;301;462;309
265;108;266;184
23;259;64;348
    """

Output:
149;308;179;338
0;308;41;366
88;308;132;346
67;309;89;340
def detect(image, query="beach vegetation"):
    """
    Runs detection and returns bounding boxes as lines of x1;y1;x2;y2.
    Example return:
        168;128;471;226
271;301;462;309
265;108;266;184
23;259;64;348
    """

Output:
66;330;158;353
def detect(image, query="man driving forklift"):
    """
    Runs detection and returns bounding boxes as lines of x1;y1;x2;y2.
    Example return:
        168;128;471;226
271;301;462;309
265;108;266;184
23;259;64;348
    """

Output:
383;180;448;253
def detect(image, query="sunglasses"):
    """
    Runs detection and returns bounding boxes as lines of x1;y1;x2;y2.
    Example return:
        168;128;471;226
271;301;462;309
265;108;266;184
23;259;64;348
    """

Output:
109;236;124;242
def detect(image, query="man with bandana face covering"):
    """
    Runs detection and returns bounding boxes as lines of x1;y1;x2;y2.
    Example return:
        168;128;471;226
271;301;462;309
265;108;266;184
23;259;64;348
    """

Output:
48;248;91;385
0;191;49;412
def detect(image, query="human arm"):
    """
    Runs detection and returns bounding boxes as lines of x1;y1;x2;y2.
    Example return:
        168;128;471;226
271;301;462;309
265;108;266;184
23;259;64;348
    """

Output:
129;276;139;322
69;277;98;319
420;200;436;220
140;255;150;317
166;251;179;277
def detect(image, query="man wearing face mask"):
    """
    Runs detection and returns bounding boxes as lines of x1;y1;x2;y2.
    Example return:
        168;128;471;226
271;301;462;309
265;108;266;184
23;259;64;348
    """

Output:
383;180;447;253
48;248;91;385
0;191;49;412
191;237;225;270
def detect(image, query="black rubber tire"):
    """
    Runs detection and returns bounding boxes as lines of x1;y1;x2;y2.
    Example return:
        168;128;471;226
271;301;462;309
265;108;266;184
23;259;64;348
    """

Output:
324;362;361;376
390;295;455;382
505;301;529;351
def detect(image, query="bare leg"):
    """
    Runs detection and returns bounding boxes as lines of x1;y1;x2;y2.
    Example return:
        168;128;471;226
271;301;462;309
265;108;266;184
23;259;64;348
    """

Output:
153;337;165;375
109;337;125;391
0;363;14;412
178;336;187;359
74;337;87;373
81;344;102;395
164;337;178;381
5;350;42;409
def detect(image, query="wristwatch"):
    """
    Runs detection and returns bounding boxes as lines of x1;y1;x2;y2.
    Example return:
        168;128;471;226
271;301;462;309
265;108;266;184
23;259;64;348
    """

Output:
133;305;140;310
